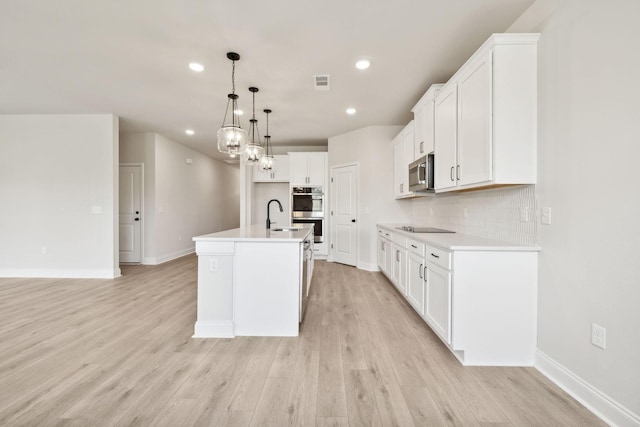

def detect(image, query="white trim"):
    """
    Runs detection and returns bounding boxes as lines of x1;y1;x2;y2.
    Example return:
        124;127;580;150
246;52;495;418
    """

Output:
535;350;640;427
193;321;234;338
118;162;145;264
0;268;121;279
357;261;380;272
142;248;195;265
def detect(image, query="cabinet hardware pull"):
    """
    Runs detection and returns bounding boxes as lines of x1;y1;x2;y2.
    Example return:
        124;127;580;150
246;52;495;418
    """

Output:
396;250;400;262
431;253;440;258
419;264;423;279
420;141;424;153
456;165;460;181
450;167;454;181
411;244;417;248
423;266;428;282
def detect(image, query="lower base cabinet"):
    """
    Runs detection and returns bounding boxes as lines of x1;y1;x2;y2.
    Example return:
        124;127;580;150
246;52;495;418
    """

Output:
377;226;538;366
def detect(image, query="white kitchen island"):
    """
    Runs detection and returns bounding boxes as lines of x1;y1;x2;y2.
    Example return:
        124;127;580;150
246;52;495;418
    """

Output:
192;224;313;338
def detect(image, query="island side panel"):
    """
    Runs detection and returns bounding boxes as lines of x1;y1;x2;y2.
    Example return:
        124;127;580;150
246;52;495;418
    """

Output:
193;241;235;338
233;241;301;336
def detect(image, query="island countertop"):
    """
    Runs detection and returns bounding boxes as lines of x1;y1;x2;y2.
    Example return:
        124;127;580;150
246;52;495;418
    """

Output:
193;224;313;243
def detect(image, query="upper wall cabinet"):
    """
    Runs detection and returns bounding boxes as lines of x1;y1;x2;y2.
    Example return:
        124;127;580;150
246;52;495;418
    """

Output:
434;33;540;192
411;84;443;161
288;152;327;186
253;155;290;183
393;121;415;198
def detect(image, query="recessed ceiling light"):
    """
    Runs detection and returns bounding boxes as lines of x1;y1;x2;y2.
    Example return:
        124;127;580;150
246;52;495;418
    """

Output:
185;129;195;135
355;59;370;70
188;62;204;72
346;108;357;115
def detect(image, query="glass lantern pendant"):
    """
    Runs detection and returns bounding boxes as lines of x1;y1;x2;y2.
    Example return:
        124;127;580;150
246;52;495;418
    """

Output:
217;52;247;157
242;87;264;165
259;108;276;172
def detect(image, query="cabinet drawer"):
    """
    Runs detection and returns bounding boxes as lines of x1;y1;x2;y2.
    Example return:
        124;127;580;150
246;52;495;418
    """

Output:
407;239;425;257
425;245;451;270
377;227;392;239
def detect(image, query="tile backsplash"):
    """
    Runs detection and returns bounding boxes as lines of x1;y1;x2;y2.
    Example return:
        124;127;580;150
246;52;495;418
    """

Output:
410;185;537;245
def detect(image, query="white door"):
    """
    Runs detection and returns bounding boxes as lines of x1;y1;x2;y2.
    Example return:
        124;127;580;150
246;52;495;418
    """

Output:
119;165;142;263
331;164;357;266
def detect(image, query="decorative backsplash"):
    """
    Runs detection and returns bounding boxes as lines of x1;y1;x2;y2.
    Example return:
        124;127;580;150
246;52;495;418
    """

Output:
410;185;537;245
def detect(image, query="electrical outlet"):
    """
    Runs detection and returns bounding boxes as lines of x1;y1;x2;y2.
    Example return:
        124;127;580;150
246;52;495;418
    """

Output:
591;323;606;350
541;207;552;225
209;259;218;272
519;207;529;222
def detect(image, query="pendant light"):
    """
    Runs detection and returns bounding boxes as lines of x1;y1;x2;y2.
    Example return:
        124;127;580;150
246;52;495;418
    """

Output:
217;52;247;157
259;108;276;172
241;86;265;165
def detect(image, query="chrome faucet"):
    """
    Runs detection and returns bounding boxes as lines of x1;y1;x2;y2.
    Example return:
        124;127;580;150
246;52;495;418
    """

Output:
266;199;283;229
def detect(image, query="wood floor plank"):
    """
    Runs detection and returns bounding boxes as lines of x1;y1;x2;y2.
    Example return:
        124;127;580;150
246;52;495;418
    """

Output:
0;256;607;426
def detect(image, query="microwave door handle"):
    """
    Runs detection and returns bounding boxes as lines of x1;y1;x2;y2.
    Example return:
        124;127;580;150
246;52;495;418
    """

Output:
419;162;426;184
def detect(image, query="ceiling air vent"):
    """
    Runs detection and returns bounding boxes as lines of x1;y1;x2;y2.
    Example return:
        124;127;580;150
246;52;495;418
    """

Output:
314;75;330;91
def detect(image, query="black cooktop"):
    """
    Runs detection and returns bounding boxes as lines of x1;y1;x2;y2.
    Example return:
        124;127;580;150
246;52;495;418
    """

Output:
396;226;455;233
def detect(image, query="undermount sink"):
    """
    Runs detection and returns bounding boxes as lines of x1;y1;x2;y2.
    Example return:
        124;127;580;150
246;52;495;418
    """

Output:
271;227;301;232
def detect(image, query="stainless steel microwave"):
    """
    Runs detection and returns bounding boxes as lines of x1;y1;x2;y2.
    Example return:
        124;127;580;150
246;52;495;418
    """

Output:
408;154;435;193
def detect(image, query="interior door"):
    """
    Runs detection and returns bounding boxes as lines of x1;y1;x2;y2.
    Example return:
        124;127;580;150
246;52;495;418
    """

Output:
119;165;142;263
331;164;357;266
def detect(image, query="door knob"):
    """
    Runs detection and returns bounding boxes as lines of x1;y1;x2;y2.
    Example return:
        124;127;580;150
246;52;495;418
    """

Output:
134;218;140;221
351;219;356;223
136;210;140;214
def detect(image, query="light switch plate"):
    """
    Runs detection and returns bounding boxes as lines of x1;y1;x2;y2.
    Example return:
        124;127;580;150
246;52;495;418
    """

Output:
541;207;552;225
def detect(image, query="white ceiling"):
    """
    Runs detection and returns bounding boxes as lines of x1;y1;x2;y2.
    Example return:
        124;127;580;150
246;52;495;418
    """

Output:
1;0;534;160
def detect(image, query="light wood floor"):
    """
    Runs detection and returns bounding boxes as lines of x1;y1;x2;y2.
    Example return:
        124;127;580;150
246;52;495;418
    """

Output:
0;255;606;426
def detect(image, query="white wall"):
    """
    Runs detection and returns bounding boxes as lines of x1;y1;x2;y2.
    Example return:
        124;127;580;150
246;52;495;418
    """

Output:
508;0;640;423
252;182;290;228
0;114;120;278
120;132;240;264
328;126;412;270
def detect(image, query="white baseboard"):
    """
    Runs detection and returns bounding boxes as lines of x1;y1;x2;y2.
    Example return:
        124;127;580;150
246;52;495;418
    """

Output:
142;248;195;265
193;321;234;338
0;268;120;279
357;261;380;272
535;350;640;427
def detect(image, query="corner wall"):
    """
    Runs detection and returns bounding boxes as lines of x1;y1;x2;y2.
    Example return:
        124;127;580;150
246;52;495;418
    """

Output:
328;126;412;270
120;133;240;264
0;114;120;278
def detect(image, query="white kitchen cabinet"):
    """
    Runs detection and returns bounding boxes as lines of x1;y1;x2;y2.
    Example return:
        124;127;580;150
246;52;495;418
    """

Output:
253;155;290;182
376;228;393;276
424;245;452;344
391;242;407;295
376;224;538;366
412;84;443;160
434;83;458;191
406;238;426;315
434;33;540;192
288;152;327;186
393;121;415;199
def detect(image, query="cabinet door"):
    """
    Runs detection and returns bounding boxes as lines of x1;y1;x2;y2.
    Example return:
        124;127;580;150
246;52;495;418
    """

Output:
271;155;290;182
423;99;436;155
393;135;404;197
407;252;425;315
425;263;452;344
413;102;427;160
434;83;458;191
393;246;407;295
306;153;326;186
377;236;385;271
253;167;272;182
288;153;308;185
458;53;492;187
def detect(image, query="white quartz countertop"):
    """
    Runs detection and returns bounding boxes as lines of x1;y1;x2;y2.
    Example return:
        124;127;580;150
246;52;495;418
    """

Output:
193;224;313;243
378;223;541;252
